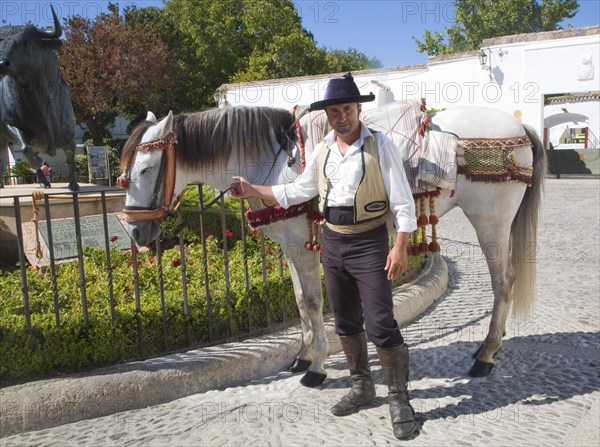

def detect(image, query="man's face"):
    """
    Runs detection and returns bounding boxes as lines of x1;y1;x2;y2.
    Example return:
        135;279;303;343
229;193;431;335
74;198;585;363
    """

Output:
325;103;361;139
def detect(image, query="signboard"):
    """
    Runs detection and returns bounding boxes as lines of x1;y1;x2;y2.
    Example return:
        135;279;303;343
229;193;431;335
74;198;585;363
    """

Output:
23;214;131;267
88;146;109;182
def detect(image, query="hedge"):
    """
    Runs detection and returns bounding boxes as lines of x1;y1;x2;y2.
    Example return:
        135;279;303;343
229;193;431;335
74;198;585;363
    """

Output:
0;231;307;386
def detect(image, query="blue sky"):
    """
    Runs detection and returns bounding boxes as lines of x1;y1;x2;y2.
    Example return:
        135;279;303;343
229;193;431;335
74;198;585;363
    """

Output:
1;0;599;68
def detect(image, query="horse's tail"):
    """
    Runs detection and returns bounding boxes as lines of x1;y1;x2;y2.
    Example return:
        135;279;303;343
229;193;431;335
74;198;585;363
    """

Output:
511;125;547;319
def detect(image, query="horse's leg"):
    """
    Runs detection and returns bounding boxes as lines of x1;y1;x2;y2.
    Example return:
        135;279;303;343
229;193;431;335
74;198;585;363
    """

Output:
265;218;328;387
458;182;526;377
286;251;328;386
469;224;514;376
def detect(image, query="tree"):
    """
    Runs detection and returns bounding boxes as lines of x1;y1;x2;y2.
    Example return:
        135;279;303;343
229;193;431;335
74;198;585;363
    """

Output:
325;48;382;73
232;0;380;82
162;0;247;109
59;3;176;144
415;0;579;56
164;0;380;103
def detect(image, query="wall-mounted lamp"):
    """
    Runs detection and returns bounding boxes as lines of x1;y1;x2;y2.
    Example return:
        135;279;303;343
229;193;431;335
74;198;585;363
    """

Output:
478;48;493;80
478;49;488;68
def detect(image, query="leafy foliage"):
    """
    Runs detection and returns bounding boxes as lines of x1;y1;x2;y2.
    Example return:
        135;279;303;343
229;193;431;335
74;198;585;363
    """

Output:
157;0;379;106
59;3;177;145
10;161;35;183
0;230;304;385
414;0;580;55
58;0;381;141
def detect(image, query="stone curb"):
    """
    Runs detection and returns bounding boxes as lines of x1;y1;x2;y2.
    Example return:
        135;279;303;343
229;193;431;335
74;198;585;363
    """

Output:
0;255;448;437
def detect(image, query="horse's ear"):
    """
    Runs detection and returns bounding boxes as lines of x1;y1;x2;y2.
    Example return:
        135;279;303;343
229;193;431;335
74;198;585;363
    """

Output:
155;110;174;138
146;111;158;123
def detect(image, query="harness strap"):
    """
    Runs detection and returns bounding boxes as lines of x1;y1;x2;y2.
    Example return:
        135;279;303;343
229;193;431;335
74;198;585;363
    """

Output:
119;131;179;223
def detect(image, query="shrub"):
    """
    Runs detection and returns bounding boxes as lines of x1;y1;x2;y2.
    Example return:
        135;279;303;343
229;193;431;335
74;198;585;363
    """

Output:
10;161;36;183
0;231;305;386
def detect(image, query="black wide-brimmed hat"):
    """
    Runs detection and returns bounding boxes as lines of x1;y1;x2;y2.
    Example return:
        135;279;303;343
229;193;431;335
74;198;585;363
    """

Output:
309;72;375;111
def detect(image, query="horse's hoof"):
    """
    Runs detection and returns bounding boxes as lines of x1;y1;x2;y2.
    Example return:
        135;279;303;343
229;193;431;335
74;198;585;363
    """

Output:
288;358;311;373
468;360;494;377
300;371;326;387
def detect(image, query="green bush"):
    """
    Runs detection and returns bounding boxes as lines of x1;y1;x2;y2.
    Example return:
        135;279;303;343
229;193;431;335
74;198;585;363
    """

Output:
160;185;243;249
10;161;36;183
0;232;305;386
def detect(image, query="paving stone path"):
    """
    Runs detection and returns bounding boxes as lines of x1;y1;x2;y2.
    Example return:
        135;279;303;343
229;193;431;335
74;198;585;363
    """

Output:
1;178;598;446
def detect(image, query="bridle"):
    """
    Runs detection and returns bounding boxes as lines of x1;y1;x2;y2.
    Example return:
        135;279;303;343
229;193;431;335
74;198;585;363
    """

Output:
117;111;301;224
117;131;180;223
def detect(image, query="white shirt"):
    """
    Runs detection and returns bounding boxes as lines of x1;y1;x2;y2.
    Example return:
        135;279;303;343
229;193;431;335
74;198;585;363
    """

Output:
272;123;417;233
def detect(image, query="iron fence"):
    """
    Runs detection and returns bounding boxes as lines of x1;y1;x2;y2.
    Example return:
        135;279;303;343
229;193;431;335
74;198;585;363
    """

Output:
1;185;298;373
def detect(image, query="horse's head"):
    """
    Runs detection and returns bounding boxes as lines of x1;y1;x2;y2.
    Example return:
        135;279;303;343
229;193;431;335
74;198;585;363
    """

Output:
118;110;178;246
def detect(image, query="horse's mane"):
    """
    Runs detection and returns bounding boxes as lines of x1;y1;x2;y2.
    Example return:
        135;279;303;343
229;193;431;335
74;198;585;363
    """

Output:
121;107;298;171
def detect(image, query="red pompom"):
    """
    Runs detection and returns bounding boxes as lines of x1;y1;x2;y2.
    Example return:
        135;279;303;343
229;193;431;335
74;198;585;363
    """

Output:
418;215;429;226
420;241;429;253
429;215;439;226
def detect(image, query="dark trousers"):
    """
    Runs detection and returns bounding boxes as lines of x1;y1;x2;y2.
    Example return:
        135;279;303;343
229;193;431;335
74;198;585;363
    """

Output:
321;223;404;348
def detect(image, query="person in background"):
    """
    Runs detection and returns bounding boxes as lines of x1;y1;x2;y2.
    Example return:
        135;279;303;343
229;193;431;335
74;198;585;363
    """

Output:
230;73;418;440
40;161;52;188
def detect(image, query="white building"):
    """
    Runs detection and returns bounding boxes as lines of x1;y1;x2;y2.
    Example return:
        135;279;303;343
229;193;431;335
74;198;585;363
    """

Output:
216;26;600;153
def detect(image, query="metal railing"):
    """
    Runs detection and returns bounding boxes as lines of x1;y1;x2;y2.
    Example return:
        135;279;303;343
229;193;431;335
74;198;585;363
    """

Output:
1;185;297;366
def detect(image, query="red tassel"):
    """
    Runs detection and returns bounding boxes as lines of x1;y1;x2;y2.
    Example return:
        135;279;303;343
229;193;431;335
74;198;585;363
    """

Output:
418;215;429;226
429;241;440;252
429;215;439;226
420;241;429;253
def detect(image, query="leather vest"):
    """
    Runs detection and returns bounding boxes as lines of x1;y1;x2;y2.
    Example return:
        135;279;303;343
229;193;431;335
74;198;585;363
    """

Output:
316;132;389;226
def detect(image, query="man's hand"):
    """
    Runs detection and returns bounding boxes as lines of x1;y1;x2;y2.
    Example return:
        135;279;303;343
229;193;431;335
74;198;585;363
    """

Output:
384;232;410;281
230;176;252;199
230;176;277;202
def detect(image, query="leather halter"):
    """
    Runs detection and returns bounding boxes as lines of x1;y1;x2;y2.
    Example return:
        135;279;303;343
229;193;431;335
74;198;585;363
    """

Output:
117;131;179;223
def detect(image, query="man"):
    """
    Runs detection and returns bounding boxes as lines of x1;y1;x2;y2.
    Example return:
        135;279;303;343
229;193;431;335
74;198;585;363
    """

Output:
231;73;417;439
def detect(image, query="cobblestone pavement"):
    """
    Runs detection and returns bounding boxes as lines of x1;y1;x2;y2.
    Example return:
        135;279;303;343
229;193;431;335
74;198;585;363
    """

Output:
2;178;599;446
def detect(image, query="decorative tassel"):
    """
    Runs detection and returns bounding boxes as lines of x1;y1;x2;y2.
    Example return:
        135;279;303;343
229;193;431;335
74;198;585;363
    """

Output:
428;195;440;252
246;202;312;228
419;197;429;253
411;229;420;256
408;198;420;256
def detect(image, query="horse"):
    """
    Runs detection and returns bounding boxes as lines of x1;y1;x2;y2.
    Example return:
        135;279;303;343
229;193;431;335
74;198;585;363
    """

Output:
296;100;546;376
118;102;546;382
118;107;329;387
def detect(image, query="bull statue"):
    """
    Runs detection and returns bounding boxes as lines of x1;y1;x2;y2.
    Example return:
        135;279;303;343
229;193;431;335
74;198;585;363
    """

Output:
0;6;78;190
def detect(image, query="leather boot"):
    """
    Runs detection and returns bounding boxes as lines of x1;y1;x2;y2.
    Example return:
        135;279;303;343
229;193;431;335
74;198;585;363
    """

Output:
331;332;376;416
376;344;417;439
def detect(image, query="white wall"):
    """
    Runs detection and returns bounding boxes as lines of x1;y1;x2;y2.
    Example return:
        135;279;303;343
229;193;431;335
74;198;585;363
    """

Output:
219;27;600;141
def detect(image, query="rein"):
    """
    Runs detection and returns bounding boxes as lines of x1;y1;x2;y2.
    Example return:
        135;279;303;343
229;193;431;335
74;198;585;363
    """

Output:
117;131;180;223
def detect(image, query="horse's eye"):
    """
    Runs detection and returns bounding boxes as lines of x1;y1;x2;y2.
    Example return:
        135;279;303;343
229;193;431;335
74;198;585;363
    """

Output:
141;167;153;175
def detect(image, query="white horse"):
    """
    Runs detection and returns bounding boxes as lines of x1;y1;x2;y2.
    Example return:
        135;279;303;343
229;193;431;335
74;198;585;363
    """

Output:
118;107;329;387
118;103;545;383
296;101;546;377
